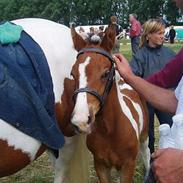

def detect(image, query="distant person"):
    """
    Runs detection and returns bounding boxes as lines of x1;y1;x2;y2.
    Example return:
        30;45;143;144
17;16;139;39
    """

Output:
78;27;88;41
125;27;130;39
98;26;105;40
169;25;176;44
87;27;101;44
110;16;122;53
130;19;176;153
87;27;95;41
129;13;142;54
94;27;99;35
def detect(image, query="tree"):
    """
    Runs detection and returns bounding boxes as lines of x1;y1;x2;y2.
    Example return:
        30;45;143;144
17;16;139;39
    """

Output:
126;0;165;23
164;0;181;25
0;0;181;27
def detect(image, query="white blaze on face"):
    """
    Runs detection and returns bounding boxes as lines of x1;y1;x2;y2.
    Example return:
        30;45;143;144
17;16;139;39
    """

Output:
71;57;91;132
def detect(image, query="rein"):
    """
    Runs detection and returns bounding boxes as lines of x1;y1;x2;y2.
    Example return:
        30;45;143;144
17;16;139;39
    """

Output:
73;48;115;107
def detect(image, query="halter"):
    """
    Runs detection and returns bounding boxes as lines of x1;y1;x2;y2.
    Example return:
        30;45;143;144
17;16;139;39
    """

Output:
73;48;115;107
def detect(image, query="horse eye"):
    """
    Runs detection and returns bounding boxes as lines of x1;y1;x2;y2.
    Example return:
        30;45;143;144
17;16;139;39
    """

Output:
101;70;110;80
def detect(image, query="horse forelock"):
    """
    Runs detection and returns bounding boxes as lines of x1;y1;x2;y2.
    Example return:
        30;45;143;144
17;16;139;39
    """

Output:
90;35;101;44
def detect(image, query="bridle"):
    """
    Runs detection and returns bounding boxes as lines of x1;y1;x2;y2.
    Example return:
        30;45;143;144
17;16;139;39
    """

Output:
73;47;115;108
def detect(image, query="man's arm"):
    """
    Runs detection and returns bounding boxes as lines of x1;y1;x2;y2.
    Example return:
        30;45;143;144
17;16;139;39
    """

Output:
130;22;138;38
126;74;177;113
114;54;178;113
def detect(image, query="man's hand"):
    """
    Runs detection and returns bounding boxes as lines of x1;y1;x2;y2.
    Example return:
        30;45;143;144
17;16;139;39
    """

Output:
113;53;134;81
152;148;183;183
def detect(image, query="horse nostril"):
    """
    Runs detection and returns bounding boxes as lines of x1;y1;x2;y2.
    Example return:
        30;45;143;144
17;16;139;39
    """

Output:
73;124;80;133
87;115;92;124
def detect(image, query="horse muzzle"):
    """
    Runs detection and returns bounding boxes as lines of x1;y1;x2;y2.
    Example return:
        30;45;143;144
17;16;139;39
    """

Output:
71;110;95;134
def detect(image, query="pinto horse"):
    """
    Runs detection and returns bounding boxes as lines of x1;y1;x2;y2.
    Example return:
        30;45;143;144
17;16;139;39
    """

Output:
0;18;90;183
66;23;151;182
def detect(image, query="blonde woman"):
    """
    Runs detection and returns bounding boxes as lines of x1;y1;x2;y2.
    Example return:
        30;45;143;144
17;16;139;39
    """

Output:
130;19;176;154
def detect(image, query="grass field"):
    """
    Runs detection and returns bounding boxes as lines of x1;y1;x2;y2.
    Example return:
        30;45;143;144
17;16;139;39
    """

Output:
1;41;182;183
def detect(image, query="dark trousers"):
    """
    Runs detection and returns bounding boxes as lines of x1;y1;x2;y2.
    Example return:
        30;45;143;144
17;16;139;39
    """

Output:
131;36;140;54
170;38;175;44
148;103;173;154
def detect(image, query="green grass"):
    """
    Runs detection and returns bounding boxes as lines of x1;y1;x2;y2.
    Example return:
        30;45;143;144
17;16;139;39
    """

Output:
1;42;182;183
1;154;53;183
164;42;183;53
120;44;132;60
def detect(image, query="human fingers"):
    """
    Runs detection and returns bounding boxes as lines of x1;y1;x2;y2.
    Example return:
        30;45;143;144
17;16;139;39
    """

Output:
151;149;166;159
113;55;122;70
113;55;120;63
113;53;128;63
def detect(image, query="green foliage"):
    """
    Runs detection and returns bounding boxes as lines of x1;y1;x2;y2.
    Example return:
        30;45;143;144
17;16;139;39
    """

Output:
164;0;181;25
0;0;181;27
129;0;165;23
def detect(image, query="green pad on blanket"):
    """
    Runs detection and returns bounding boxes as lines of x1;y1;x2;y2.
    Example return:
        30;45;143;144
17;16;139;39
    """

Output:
0;22;23;44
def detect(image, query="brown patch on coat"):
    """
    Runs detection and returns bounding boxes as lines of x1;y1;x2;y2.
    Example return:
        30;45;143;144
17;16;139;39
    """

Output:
0;140;45;177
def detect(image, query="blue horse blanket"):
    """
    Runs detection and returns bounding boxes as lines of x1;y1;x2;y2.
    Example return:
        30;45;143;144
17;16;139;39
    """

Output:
0;23;65;149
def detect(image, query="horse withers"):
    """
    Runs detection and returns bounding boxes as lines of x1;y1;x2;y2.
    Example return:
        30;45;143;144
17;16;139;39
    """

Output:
67;23;151;182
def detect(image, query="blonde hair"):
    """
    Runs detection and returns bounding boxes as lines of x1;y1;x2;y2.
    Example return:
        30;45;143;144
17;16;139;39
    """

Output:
140;19;165;48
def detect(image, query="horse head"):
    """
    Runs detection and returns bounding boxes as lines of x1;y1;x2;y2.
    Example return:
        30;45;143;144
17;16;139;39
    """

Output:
70;23;116;133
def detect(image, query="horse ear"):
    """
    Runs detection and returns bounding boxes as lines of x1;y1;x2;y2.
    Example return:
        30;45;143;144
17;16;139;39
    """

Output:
71;27;87;51
100;23;116;52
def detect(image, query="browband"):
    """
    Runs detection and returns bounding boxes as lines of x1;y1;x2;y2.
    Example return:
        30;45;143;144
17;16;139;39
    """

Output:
77;48;114;63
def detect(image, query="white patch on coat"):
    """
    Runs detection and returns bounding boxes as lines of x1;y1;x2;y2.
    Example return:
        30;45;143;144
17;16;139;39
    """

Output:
124;95;144;133
13;18;77;103
119;83;133;91
0;119;41;161
115;72;144;138
71;57;91;128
